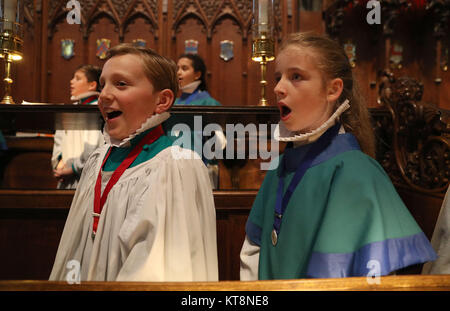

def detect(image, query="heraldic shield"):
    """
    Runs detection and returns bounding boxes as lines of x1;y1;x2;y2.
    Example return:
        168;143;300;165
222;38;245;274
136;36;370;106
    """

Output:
96;39;111;60
220;40;234;62
133;39;147;48
61;39;75;60
185;39;198;55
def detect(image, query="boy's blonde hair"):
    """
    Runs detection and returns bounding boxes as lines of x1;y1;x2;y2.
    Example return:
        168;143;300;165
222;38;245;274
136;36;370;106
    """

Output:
105;43;179;98
279;32;375;158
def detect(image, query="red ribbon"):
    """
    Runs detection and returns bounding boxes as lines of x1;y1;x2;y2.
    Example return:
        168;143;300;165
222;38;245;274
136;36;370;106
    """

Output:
81;95;98;105
92;125;164;235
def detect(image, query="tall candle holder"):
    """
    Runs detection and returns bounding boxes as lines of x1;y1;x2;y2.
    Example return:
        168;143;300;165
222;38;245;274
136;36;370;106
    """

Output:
0;0;23;105
252;0;274;106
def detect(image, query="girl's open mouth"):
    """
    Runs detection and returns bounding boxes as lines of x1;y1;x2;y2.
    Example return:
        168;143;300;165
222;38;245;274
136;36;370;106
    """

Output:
278;103;292;121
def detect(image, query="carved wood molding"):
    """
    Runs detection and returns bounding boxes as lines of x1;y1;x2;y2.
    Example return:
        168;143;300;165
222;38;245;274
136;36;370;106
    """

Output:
323;0;355;38
23;0;34;27
376;69;450;194
380;0;409;37
47;0;159;40
324;0;448;39
426;0;450;39
323;0;408;38
41;1;285;42
171;0;281;41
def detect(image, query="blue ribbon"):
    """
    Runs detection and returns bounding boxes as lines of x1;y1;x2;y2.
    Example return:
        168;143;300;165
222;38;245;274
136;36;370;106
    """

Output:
273;123;341;239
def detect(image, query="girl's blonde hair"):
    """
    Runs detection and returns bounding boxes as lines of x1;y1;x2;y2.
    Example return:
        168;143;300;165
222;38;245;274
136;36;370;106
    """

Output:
279;32;375;158
105;43;179;97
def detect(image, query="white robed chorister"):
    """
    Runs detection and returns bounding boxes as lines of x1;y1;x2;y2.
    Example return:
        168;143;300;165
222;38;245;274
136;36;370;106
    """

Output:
50;113;218;281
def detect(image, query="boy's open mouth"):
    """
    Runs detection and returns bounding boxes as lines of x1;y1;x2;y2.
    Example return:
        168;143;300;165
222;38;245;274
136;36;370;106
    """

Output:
106;111;122;120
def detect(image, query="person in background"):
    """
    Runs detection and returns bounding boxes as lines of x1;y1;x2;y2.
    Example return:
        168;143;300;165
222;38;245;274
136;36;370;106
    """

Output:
175;53;220;106
51;65;105;189
168;54;225;189
240;32;436;280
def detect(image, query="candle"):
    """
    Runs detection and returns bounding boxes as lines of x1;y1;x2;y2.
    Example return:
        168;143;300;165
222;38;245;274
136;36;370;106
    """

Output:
258;0;268;34
4;0;18;22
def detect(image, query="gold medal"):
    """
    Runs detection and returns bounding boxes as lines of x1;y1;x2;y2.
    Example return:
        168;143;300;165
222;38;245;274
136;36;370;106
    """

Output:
271;229;278;246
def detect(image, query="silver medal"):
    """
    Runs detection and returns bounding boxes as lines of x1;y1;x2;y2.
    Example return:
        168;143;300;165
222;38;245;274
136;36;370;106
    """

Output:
271;229;278;246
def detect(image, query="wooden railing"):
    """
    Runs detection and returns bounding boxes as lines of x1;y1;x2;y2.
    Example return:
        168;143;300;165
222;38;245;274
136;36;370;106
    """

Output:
0;275;449;291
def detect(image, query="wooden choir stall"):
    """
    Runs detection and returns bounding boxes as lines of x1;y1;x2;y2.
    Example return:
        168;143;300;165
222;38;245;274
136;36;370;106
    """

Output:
0;0;450;291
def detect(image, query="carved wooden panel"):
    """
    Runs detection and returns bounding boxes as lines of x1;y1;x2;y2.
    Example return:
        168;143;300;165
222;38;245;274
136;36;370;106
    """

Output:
86;17;120;66
122;17;157;49
47;21;85;104
323;0;450;110
12;18;37;104
6;0;37;104
209;18;244;105
172;0;257;40
377;70;450;194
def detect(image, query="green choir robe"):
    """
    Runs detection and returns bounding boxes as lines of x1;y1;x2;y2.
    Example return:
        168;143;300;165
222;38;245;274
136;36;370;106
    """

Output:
246;131;436;279
174;89;220;106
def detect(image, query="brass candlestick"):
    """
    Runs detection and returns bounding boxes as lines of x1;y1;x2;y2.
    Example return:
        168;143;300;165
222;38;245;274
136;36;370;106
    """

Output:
252;37;274;106
252;0;274;106
0;0;23;105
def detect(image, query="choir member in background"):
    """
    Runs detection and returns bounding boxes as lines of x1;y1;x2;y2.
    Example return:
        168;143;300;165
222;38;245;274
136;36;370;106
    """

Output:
167;53;225;189
51;65;105;189
175;53;220;106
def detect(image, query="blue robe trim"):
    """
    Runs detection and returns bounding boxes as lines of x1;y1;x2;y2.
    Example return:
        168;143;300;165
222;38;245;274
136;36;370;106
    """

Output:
246;219;262;246
306;232;437;278
176;90;214;106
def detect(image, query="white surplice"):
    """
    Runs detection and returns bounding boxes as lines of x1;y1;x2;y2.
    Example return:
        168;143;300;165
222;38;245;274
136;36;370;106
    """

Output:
50;114;218;282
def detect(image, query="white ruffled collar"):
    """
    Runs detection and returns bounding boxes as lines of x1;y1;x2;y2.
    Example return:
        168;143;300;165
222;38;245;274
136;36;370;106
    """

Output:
181;80;201;94
274;99;350;146
103;112;171;148
70;91;100;103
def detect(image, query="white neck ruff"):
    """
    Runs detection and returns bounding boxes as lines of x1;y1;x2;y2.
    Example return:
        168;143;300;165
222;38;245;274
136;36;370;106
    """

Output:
274;99;350;145
70;91;100;103
103;112;170;148
181;80;201;93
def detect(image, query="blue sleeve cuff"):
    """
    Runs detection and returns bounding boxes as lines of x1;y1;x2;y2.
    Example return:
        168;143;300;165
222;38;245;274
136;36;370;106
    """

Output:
306;232;437;278
245;219;262;247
